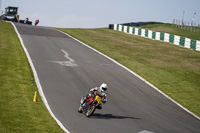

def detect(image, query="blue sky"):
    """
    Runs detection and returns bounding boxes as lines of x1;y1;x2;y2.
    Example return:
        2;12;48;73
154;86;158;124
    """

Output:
1;0;200;28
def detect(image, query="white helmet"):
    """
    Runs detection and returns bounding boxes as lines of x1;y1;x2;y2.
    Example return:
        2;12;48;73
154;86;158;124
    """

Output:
100;83;108;92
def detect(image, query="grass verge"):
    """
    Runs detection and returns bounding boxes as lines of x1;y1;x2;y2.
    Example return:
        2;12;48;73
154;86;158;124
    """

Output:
0;21;64;133
58;27;200;117
139;24;200;40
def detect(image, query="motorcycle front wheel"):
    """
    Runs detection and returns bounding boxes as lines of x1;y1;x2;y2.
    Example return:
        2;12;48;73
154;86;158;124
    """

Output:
85;105;96;117
78;105;83;113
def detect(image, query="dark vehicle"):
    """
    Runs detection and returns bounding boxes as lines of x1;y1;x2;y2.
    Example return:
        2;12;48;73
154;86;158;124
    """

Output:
0;6;19;22
0;6;32;25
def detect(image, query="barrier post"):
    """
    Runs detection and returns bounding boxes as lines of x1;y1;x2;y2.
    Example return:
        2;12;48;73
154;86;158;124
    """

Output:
33;91;37;102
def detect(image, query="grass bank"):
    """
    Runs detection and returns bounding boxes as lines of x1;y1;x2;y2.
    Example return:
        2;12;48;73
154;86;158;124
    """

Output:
58;27;200;117
139;24;200;40
0;21;64;133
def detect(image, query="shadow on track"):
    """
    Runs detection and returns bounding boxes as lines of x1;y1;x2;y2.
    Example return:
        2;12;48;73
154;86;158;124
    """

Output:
91;113;141;120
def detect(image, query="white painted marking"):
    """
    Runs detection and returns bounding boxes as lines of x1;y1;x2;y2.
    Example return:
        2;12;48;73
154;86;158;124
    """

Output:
61;49;72;61
138;130;154;133
56;29;200;121
51;49;77;67
10;22;70;133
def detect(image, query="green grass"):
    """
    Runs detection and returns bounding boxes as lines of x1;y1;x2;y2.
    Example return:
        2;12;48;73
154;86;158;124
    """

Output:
1;19;199;132
58;27;200;117
0;21;64;133
139;24;200;40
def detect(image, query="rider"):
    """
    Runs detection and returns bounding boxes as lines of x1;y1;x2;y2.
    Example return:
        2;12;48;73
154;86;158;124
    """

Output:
82;83;108;109
24;17;29;24
35;19;39;26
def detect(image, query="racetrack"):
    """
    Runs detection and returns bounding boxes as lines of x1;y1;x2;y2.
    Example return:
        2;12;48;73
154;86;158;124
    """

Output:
14;23;200;133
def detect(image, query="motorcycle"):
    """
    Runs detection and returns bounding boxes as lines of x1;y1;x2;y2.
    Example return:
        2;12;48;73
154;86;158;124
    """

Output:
78;91;103;117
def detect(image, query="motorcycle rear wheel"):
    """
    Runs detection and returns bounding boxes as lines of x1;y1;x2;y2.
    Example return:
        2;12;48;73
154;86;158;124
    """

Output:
85;105;96;117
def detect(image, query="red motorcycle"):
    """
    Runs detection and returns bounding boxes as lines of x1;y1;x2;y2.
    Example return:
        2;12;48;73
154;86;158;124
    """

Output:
78;91;103;117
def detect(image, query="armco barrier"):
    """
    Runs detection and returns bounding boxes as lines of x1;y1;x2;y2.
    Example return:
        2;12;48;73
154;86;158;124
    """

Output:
197;41;200;51
164;33;169;42
148;30;152;39
113;24;200;51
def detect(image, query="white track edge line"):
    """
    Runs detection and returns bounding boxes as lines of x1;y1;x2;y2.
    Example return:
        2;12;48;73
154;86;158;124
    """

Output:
56;29;200;121
10;22;70;133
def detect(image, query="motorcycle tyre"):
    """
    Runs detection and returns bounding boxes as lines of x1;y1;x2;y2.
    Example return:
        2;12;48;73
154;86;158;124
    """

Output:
85;105;96;117
78;105;83;113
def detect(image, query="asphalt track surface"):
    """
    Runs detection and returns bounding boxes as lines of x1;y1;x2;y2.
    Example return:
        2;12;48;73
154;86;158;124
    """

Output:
14;23;200;133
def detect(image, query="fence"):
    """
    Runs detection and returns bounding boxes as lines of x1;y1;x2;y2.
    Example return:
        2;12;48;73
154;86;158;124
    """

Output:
172;19;200;33
113;24;200;51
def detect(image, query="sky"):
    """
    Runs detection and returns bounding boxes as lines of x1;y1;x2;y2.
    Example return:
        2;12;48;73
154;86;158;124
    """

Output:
1;0;200;28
